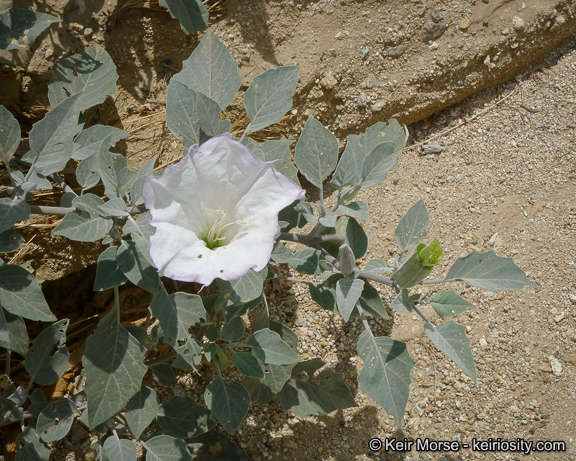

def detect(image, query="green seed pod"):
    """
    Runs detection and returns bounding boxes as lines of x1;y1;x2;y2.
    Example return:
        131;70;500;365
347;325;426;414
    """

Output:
392;239;443;288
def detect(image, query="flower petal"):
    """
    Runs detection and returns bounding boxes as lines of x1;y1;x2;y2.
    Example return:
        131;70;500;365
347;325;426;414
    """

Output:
143;134;305;285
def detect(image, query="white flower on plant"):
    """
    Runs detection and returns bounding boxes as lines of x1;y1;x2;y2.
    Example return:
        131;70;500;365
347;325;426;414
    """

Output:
143;133;305;286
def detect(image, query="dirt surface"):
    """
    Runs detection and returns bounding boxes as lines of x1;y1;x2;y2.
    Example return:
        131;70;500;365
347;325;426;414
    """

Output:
1;1;576;460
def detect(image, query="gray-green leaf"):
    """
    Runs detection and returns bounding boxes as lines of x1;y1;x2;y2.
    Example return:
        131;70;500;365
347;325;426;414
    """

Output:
125;386;159;439
0;264;55;321
36;398;76;443
157;395;214;438
232;352;263;378
425;320;476;382
149;290;206;364
363;258;392;274
158;0;208;34
357;331;414;427
248;328;301;365
25;319;69;385
174;28;242;109
294;117;338;189
429;290;474;317
72;124;129;161
204;377;250;433
28;92;83;176
102;437;137;461
83;304;147;429
48;45;118;110
0;104;20;172
52;194;112;242
278;360;357;417
244;66;299;133
339;201;369;221
335;278;364;322
0;310;28;356
331;120;403;189
117;240;159;293
289;248;322;275
445;250;537;291
0;8;60;50
395;199;429;253
252;137;299;185
390;289;413;313
15;426;51;461
217;269;265;306
144;435;192;461
94;246;127;291
0;198;30;233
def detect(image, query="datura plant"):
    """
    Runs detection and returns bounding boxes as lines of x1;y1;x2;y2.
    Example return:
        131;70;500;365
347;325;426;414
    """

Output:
0;11;536;461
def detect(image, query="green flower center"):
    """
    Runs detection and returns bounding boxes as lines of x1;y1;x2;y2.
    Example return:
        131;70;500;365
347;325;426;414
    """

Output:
201;209;246;250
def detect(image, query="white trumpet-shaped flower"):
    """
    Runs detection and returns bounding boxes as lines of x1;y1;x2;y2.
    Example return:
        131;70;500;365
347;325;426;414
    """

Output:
143;133;305;286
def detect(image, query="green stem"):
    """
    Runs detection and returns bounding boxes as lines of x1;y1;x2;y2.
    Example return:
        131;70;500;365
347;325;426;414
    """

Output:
28;205;75;216
144;350;177;366
278;232;344;246
354;301;372;334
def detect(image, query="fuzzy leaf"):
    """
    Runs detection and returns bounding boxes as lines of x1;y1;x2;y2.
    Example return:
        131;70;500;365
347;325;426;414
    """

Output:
125;386;159;439
144;435;192;461
36;398;76;443
204;377;250;433
0;310;28;356
248;328;301;365
294;117;338;189
0;264;55;321
429;290;474;317
48;45;118;110
28;93;82;176
425;321;477;382
25;319;69;385
335;278;365;322
357;331;413;427
244;67;299;133
174;29;242;109
0;104;20;171
0;198;30;233
72;124;129;161
117;240;160;293
52;194;112;242
445;250;537;291
278;359;357;417
331;120;403;189
395;199;429;253
102;437;137;461
157;396;214;438
83;305;147;429
158;0;208;34
0;8;60;50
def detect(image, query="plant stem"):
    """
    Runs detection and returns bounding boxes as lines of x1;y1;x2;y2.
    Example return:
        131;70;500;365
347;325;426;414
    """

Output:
50;173;78;196
273;275;312;285
410;303;432;326
144;350;177;366
5;350;10;376
308;201;340;239
278;232;344;246
354;301;372;334
28;205;75;216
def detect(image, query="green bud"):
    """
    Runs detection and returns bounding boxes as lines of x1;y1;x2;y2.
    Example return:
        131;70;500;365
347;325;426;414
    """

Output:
338;243;356;279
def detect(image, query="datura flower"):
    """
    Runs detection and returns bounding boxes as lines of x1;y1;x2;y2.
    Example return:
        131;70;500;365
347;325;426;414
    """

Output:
143;134;305;286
